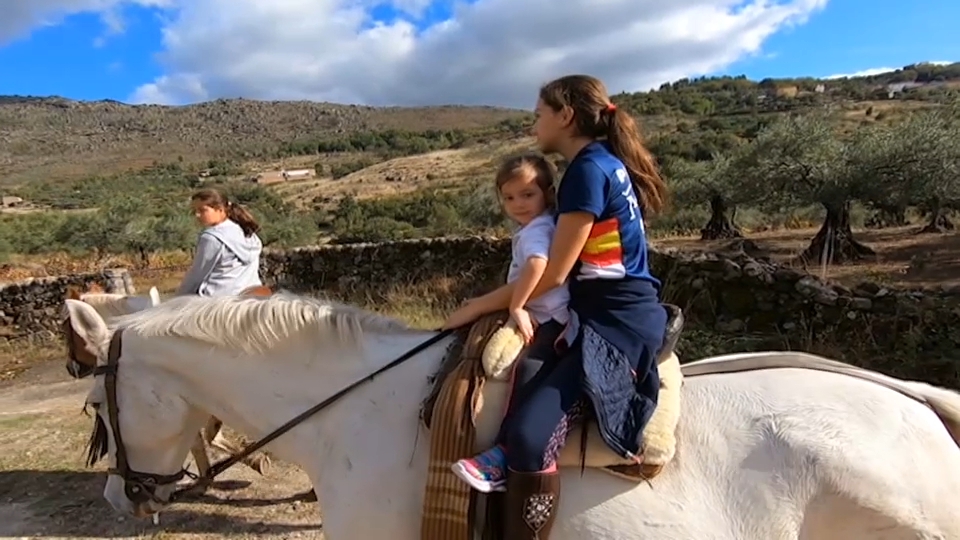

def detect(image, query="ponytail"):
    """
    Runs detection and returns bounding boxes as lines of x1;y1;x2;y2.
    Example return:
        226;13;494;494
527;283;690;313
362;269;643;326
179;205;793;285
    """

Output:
606;107;668;216
226;201;260;237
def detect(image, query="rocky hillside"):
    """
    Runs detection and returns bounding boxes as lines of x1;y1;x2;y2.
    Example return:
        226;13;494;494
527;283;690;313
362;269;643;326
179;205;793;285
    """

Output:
2;61;956;188
0;97;527;185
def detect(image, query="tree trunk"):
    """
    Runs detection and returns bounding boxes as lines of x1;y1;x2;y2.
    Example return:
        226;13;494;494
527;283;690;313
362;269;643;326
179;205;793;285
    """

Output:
919;206;955;234
800;201;875;265
865;204;907;229
137;247;151;268
700;194;742;240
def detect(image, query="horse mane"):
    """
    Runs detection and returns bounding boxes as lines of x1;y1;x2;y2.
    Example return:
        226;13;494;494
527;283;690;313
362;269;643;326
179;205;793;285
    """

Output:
111;292;416;356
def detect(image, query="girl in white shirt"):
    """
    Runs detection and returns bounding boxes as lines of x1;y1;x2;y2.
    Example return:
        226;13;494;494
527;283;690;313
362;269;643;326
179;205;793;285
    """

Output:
450;153;570;493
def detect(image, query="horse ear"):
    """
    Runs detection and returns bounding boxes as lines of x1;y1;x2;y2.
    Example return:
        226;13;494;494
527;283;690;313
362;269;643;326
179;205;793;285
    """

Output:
64;299;109;356
66;286;82;300
148;286;161;306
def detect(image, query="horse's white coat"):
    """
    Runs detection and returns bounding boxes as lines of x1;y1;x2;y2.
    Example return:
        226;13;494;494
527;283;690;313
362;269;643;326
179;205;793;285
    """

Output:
72;286;161;319
64;293;960;539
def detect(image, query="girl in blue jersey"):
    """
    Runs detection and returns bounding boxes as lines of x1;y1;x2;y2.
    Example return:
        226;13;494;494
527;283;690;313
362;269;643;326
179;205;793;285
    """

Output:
442;74;669;540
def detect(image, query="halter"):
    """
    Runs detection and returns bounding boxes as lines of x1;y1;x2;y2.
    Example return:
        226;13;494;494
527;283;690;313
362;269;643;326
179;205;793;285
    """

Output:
94;331;193;505
94;326;454;505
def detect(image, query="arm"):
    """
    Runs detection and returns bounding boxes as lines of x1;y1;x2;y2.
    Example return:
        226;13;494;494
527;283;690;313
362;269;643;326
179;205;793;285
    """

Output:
176;233;224;295
474;213;595;314
509;257;547;312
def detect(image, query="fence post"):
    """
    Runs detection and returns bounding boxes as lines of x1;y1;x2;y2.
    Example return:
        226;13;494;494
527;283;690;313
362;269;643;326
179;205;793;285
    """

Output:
103;268;135;295
122;270;136;295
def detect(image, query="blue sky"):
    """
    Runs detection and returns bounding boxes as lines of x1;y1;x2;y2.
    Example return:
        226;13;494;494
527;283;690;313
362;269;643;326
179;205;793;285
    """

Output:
0;0;956;105
725;0;958;79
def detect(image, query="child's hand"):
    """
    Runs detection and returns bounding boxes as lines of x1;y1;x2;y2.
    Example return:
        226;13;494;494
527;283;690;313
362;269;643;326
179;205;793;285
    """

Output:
510;308;537;344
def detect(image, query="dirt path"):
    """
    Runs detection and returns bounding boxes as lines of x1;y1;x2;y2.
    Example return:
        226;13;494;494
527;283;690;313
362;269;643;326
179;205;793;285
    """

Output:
0;360;323;539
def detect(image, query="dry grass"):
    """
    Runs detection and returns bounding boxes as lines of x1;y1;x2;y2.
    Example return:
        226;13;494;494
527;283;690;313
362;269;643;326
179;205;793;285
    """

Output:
652;225;960;289
0;380;321;539
273;137;537;209
4;224;958;289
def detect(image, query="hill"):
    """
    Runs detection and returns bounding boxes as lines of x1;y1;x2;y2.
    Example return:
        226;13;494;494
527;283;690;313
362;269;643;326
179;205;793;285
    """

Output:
0;97;528;186
1;62;958;191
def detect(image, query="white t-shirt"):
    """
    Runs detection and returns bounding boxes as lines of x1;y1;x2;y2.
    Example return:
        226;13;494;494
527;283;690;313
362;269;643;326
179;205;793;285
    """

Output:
506;213;570;324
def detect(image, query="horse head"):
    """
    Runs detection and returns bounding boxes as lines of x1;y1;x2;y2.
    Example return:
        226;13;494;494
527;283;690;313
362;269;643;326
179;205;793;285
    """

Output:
63;285;162;379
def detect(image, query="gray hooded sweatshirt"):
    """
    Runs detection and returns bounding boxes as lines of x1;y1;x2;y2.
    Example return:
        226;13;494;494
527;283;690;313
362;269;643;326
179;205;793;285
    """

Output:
176;219;263;297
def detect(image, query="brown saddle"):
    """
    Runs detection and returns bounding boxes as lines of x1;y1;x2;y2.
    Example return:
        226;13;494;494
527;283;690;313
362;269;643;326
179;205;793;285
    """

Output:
240;285;274;297
422;303;684;429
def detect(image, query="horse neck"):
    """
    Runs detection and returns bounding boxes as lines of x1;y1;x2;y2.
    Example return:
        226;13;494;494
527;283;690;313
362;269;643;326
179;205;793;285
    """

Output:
149;328;452;473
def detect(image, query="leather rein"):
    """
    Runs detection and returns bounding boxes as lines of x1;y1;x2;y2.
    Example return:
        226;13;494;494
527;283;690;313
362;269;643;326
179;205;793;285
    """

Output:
94;326;454;505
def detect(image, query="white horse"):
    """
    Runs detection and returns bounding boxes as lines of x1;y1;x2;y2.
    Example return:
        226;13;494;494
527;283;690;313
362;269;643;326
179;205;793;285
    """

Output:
61;286;269;479
63;293;960;539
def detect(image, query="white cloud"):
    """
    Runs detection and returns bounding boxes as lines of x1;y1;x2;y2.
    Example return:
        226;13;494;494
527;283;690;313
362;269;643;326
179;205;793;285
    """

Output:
826;60;956;80
0;0;172;45
3;0;831;108
824;67;896;79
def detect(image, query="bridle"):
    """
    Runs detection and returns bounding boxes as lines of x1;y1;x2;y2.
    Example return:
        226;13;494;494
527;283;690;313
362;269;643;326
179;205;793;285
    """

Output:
94;331;193;505
92;325;455;505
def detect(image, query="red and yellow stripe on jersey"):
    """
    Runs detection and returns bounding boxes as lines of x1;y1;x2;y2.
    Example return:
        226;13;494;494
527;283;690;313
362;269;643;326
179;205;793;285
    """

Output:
579;217;626;279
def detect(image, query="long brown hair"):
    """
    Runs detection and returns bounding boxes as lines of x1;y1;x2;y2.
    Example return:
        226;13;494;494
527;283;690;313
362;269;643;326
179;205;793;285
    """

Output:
494;152;558;211
191;188;261;237
539;75;668;215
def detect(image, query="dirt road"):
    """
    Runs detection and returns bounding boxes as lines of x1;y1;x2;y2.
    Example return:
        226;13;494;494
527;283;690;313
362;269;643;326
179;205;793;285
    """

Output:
0;360;322;539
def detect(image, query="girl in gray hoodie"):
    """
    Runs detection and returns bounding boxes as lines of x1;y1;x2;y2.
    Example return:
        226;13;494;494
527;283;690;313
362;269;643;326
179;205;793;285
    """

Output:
176;188;264;297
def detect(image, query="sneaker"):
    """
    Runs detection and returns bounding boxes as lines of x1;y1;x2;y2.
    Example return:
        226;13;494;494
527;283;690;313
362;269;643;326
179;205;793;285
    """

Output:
451;445;507;493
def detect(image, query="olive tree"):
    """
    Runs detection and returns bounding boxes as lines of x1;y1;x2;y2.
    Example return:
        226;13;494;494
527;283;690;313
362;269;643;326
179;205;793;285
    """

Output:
857;107;960;233
664;155;742;240
730;112;874;264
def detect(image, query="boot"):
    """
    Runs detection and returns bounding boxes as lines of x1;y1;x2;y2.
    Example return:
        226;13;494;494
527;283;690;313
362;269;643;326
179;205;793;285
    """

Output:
503;469;560;539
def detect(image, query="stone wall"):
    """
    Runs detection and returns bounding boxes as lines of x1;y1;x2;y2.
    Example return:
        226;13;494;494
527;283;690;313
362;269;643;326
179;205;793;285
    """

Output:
262;237;960;385
261;236;512;299
0;269;132;342
8;237;958;385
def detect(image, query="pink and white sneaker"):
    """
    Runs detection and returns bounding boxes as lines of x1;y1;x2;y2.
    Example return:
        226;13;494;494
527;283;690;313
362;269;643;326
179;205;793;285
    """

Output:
451;445;507;493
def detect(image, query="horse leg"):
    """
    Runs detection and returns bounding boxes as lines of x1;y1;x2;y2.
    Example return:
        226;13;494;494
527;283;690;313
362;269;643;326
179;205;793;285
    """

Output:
204;415;271;475
188;432;212;494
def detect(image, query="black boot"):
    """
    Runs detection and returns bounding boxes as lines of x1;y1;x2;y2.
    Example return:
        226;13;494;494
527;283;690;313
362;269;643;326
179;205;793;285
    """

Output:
503;469;560;539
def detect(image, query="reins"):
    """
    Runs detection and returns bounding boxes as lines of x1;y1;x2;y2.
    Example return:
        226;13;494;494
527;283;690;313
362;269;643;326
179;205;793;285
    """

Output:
172;327;454;499
94;323;455;503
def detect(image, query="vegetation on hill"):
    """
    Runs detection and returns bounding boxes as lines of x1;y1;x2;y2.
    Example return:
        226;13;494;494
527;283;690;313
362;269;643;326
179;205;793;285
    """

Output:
2;61;957;186
0;99;529;184
0;62;958;266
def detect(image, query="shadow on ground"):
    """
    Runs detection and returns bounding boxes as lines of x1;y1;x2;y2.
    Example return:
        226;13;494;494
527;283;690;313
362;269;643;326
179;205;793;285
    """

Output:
0;469;321;537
